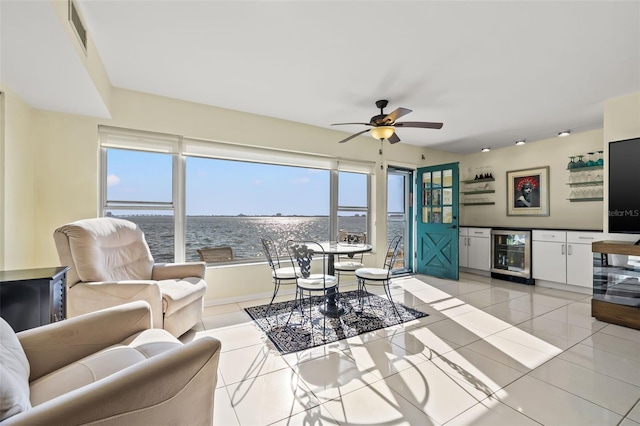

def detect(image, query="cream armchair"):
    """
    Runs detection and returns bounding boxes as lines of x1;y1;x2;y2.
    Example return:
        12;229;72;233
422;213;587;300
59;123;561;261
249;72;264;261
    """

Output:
54;217;208;337
0;301;221;425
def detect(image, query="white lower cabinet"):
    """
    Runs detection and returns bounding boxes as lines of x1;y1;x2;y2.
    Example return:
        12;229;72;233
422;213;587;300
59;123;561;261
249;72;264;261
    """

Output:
532;230;604;289
459;227;491;271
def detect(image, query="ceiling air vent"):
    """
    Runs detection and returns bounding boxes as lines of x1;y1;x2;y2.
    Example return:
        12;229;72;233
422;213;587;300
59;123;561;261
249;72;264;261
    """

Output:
69;0;87;53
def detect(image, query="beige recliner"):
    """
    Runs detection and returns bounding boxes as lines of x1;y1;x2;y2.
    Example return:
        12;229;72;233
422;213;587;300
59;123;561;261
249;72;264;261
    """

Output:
0;301;221;425
54;217;207;337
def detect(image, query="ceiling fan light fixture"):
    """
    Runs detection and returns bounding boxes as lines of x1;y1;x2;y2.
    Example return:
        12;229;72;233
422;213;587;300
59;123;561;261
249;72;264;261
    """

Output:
370;126;395;140
558;130;571;137
481;147;491;152
515;140;526;145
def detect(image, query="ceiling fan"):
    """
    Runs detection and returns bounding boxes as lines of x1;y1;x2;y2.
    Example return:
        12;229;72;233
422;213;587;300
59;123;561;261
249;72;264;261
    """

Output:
332;99;443;144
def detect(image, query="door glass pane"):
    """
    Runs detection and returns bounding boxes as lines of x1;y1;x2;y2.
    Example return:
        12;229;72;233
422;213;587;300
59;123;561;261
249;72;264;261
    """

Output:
443;169;453;187
431;207;442;223
422;207;430;223
443;206;453;223
432;171;442;186
443;188;453;205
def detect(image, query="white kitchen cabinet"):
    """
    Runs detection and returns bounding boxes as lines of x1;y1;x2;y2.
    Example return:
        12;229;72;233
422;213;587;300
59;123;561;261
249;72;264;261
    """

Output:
533;230;604;289
460;227;491;271
532;230;567;283
566;232;602;288
459;227;469;268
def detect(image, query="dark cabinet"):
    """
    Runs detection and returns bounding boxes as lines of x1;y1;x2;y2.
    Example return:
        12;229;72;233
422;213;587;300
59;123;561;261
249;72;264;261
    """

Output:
591;241;640;330
0;266;69;332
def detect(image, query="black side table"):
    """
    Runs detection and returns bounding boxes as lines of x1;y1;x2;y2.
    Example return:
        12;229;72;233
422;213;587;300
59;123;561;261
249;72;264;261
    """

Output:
0;266;70;332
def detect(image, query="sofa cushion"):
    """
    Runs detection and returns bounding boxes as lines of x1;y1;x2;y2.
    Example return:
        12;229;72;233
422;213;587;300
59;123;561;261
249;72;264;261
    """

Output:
29;329;181;407
0;318;31;421
55;218;154;283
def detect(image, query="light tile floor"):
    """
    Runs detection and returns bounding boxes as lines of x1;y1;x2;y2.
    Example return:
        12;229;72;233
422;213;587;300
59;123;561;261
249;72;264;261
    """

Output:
182;272;640;426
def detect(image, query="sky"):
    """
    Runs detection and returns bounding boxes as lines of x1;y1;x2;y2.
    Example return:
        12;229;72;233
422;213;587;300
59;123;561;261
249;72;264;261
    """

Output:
106;149;390;216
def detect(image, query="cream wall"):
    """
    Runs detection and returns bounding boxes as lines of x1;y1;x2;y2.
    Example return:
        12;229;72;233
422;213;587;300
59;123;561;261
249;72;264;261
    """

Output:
2;84;637;302
2;87;457;302
459;129;605;230
1;87;38;270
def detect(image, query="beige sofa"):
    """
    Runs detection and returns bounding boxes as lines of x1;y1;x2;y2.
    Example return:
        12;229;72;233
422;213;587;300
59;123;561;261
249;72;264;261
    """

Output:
54;217;208;337
0;301;221;425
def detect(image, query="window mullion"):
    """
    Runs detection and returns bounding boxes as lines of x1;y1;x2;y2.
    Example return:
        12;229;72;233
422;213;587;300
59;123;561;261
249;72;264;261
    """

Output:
330;169;338;240
174;141;186;263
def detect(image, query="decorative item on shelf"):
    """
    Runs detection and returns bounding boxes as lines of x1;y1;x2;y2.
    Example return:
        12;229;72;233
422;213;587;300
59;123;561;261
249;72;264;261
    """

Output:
567;156;576;169
565;152;604;202
596;150;604;166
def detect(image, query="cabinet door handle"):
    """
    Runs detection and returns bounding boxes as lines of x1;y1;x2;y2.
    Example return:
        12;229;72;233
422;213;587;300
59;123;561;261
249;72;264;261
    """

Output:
568;245;573;255
561;244;565;255
578;236;594;240
468;237;471;246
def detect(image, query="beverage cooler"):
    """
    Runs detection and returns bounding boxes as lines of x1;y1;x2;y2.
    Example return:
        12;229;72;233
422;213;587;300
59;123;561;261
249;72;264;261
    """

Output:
490;229;534;285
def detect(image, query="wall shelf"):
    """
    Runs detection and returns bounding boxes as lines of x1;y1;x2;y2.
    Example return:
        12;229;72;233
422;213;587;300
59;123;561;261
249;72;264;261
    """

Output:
568;197;604;202
566;165;603;172
461;190;495;195
462;202;496;206
461;178;495;184
567;181;604;187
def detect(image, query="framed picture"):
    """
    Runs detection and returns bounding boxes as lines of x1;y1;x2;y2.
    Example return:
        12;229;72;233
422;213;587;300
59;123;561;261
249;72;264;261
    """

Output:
506;166;550;216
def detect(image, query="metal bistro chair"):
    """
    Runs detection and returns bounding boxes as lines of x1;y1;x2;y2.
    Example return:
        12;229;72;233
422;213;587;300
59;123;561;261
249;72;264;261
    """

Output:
355;235;403;320
334;230;367;288
260;236;299;317
286;240;338;342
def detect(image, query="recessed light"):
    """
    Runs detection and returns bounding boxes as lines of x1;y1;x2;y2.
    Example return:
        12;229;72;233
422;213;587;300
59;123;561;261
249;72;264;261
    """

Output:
515;140;526;145
481;147;490;152
558;130;571;137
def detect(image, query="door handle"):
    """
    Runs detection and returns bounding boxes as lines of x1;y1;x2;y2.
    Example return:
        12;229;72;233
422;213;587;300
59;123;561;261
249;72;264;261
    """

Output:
561;244;565;255
450;225;457;229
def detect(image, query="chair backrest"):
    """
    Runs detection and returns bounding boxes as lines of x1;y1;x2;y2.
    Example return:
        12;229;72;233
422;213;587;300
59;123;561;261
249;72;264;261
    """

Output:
53;217;154;286
337;230;367;245
197;246;234;263
260;236;281;269
337;231;367;261
287;240;326;280
383;235;403;272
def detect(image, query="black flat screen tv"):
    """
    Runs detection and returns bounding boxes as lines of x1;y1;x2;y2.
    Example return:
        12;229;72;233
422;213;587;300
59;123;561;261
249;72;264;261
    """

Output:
608;137;640;236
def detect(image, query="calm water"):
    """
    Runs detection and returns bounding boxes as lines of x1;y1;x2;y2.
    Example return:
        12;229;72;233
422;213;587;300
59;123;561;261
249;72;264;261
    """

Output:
115;215;403;263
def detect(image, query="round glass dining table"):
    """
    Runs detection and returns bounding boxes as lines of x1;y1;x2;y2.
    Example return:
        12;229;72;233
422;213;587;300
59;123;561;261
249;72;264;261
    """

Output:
316;241;372;317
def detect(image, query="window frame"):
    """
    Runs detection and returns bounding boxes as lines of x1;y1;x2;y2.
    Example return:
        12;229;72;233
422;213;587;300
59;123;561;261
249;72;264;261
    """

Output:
99;126;373;264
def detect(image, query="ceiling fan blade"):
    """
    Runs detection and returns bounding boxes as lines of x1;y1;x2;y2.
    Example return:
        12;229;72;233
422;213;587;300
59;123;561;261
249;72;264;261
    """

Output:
388;133;401;144
338;129;370;143
384;107;412;124
331;122;372;126
394;121;444;129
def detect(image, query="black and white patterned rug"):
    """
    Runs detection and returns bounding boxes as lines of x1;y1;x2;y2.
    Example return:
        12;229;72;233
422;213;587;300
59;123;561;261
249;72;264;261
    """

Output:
245;290;428;354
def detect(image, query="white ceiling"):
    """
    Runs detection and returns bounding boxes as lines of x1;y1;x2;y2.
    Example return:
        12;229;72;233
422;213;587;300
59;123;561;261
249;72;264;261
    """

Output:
1;1;639;154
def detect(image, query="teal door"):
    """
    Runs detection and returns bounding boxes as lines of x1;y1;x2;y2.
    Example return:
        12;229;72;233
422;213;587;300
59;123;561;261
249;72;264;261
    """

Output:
416;163;459;280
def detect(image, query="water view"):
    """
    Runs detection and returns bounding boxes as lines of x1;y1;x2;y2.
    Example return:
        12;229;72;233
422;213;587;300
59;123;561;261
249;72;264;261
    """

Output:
115;215;403;263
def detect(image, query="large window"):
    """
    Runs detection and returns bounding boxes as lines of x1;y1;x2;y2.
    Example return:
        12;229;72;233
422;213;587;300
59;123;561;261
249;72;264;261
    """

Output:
100;126;371;264
337;171;368;240
185;157;330;262
104;149;176;262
